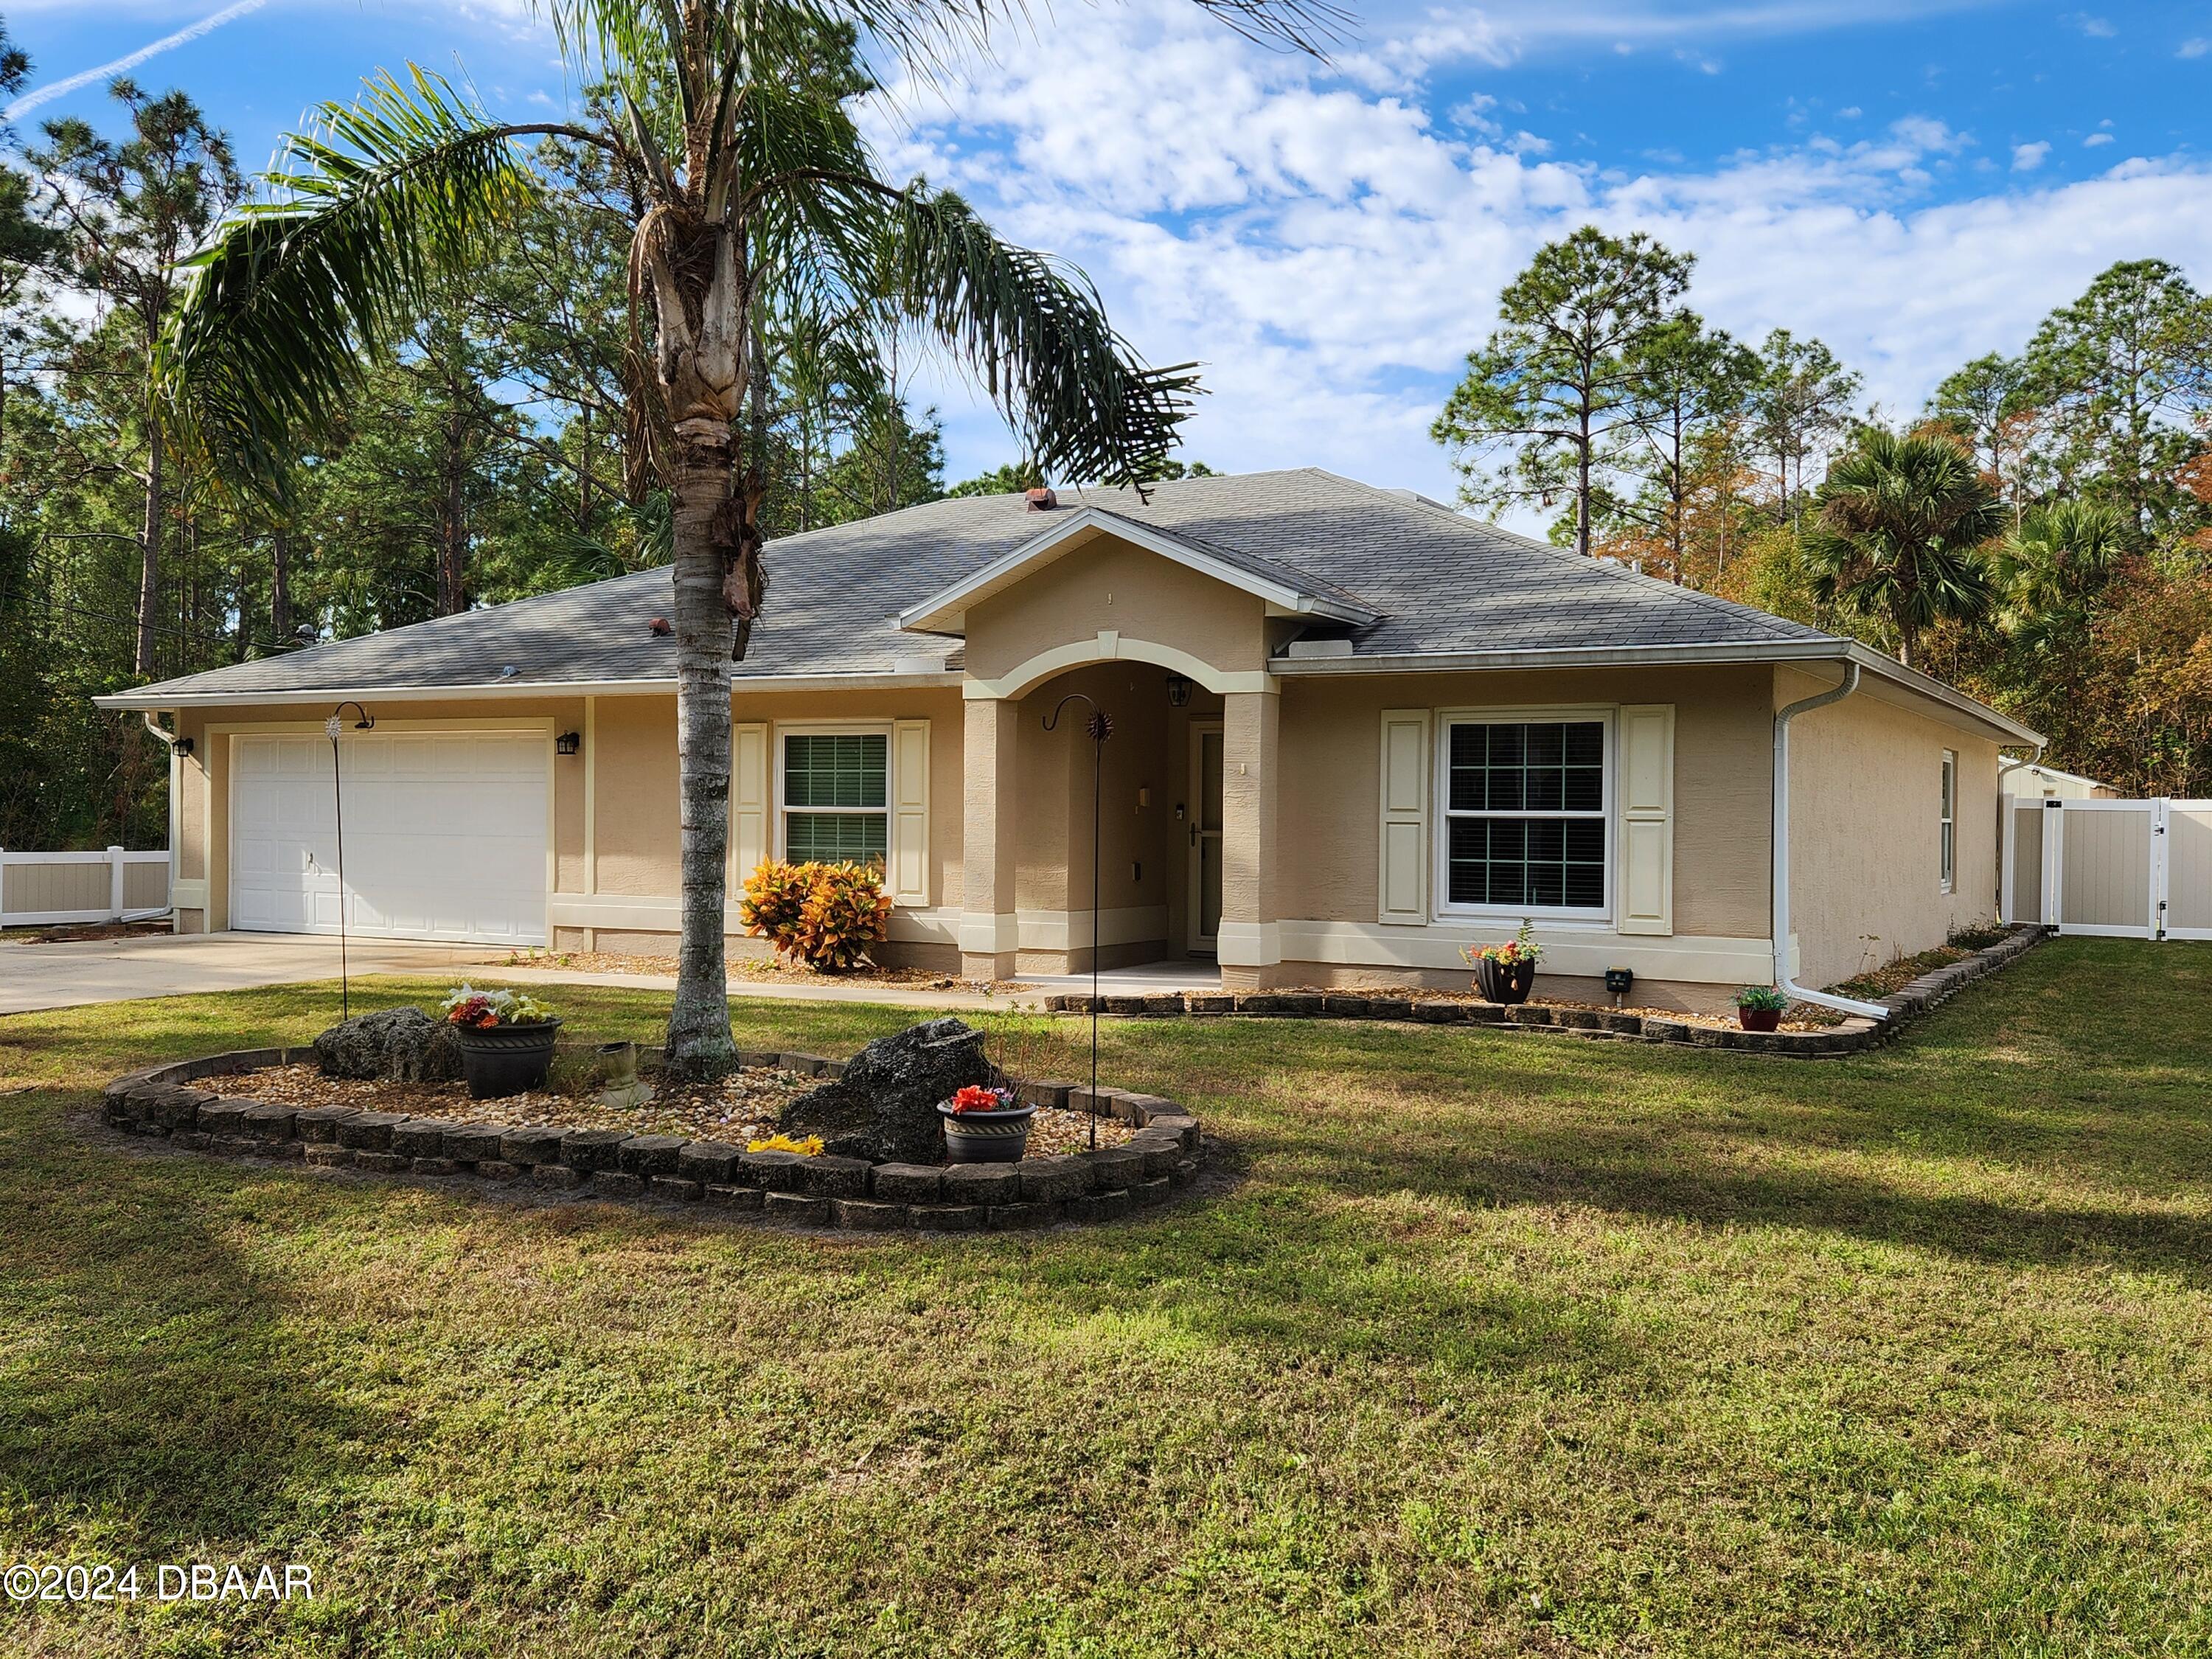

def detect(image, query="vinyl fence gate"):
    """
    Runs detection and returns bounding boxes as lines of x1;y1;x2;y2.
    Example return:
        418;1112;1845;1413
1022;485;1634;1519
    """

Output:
2003;797;2212;941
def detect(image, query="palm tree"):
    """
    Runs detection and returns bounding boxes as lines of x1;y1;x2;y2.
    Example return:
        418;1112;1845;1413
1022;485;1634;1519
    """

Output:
1802;428;2005;667
1989;497;2124;653
156;0;1326;1077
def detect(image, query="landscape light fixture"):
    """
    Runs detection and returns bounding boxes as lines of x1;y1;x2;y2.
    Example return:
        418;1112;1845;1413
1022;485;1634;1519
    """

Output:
1043;692;1114;1150
325;702;375;1020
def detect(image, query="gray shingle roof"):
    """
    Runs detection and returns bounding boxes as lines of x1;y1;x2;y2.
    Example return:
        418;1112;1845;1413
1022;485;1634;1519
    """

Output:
114;467;1840;701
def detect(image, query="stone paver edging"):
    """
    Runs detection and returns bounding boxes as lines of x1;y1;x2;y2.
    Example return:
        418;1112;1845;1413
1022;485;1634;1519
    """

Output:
1042;926;2047;1057
100;1048;1205;1231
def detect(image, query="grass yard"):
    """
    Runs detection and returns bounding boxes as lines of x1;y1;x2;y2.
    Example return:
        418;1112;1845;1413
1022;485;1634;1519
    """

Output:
2;938;2210;1657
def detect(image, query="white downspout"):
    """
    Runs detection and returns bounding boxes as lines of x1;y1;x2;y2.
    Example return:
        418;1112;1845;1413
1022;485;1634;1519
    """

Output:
141;712;181;928
1773;663;1891;1021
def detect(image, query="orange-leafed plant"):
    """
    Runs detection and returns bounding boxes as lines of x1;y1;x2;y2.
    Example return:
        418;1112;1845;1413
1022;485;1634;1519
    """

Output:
740;859;891;973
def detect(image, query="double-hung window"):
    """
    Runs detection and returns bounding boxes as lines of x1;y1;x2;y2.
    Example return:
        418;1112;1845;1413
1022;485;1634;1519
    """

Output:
781;731;888;868
1440;716;1610;917
1939;750;1957;893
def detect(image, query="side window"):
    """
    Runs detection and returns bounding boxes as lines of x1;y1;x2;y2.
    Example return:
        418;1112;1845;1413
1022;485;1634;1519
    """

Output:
1940;750;1957;893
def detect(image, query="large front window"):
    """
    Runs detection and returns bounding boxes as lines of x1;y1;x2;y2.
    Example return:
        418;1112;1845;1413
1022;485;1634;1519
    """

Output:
1441;717;1609;914
782;731;888;866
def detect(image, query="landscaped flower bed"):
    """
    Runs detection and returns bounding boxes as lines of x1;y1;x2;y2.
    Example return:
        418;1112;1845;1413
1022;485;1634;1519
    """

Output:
98;1040;1197;1233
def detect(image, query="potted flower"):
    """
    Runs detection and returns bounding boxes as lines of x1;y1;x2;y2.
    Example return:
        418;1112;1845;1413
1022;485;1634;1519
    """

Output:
439;986;563;1099
936;1082;1035;1164
1464;919;1543;1006
1733;985;1790;1032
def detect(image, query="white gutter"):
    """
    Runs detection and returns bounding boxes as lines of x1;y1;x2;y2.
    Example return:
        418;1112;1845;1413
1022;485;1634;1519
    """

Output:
93;669;964;712
137;713;181;928
1773;663;1891;1021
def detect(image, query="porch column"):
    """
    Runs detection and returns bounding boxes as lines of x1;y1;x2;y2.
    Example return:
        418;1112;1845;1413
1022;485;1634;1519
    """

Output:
1220;687;1281;989
960;695;1021;979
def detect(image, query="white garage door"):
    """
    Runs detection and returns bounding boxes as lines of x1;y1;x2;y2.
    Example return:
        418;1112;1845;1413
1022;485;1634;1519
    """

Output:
230;731;550;945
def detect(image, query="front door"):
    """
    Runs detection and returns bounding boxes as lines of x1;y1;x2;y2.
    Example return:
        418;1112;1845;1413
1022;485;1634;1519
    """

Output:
1186;720;1223;954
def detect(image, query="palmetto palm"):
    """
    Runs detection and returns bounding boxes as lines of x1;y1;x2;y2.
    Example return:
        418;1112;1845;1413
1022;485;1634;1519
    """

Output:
1989;498;2124;653
1803;428;2004;667
159;0;1324;1075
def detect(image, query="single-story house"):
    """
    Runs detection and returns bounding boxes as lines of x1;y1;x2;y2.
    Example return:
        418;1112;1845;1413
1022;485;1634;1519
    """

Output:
99;469;2040;1012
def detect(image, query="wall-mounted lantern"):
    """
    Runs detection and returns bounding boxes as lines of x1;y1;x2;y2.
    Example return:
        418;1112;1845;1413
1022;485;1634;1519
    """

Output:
556;731;582;757
1164;674;1193;708
174;737;195;757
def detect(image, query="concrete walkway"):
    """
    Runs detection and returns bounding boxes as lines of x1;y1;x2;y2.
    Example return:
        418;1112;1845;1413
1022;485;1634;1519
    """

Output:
0;931;506;1017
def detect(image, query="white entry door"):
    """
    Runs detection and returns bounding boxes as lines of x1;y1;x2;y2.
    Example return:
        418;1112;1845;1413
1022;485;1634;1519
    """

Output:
229;731;550;945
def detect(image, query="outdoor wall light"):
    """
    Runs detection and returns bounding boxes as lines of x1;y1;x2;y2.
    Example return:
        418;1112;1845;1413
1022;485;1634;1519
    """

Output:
1164;674;1193;708
173;737;195;757
557;731;582;756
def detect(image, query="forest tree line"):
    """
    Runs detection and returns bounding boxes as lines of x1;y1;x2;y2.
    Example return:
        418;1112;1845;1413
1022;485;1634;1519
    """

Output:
1435;226;2212;799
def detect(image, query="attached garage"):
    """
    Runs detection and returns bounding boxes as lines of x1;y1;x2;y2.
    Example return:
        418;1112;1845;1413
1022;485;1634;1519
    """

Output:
229;730;552;945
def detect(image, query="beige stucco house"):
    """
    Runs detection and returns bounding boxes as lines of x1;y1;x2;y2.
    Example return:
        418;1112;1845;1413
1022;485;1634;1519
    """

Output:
100;470;2039;1012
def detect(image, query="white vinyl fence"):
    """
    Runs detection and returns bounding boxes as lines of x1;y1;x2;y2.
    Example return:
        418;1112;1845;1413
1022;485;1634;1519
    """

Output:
0;847;171;928
2003;797;2212;941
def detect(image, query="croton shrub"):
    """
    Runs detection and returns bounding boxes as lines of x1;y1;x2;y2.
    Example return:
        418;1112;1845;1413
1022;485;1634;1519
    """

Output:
740;860;893;973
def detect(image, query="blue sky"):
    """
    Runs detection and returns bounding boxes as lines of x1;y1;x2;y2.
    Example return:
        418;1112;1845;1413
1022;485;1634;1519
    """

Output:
10;1;2212;501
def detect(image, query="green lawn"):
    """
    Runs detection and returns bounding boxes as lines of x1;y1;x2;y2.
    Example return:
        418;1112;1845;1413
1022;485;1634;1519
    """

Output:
2;939;2211;1657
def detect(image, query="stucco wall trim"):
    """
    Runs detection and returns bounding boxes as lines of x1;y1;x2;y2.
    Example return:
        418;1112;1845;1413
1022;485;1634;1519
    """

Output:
1278;919;1795;984
965;632;1275;700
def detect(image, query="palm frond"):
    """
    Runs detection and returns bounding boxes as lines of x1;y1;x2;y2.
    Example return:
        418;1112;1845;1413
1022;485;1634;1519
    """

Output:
158;68;546;494
886;189;1197;487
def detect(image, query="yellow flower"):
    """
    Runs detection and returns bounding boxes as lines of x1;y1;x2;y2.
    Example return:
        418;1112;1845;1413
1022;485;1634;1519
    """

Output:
746;1132;823;1157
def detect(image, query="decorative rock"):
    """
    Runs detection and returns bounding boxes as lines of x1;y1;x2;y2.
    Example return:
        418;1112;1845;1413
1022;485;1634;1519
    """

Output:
739;1150;805;1189
238;1103;299;1141
703;1183;764;1210
311;1006;462;1082
869;1163;943;1203
835;1199;907;1231
559;1129;630;1172
532;1164;585;1189
500;1127;567;1166
476;1159;524;1181
675;1141;742;1184
616;1134;686;1176
796;1155;870;1199
411;1156;460;1176
354;1150;411;1175
910;1204;985;1232
291;1106;358;1144
942;1163;1020;1206
1068;1189;1134;1223
650;1175;703;1202
594;1171;647;1198
778;1016;992;1164
1016;1156;1091;1204
335;1111;408;1152
439;1124;511;1163
764;1191;831;1226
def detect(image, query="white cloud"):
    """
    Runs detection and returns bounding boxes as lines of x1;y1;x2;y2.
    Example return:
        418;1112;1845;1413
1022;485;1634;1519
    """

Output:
2084;131;2115;147
2012;140;2051;171
2183;38;2211;58
5;0;269;119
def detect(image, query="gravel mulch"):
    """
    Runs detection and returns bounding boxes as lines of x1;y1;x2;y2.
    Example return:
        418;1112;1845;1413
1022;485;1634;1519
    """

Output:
217;1063;1135;1156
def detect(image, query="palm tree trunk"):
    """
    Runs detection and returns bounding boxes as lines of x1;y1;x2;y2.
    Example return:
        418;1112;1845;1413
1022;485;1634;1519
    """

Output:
664;431;737;1078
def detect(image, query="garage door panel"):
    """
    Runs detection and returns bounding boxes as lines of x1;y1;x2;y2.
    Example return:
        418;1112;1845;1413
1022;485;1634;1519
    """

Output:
232;731;549;945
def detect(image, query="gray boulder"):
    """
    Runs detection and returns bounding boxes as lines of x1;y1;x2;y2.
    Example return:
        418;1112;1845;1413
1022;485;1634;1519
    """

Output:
313;1006;463;1083
778;1016;992;1163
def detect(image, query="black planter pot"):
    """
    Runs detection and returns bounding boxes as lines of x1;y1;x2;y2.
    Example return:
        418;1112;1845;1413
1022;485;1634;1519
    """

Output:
453;1018;563;1099
938;1101;1036;1164
1473;956;1537;1006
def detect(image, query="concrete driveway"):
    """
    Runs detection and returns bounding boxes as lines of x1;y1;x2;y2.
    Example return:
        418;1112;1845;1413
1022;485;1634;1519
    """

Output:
0;931;506;1017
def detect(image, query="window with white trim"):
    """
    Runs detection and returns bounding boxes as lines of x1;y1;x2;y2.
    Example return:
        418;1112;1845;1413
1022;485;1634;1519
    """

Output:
781;730;888;867
1439;716;1610;915
1940;750;1957;893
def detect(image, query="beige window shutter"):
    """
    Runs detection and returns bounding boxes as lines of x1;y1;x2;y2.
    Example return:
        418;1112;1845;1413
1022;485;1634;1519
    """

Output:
891;718;931;908
1377;709;1432;924
1616;703;1674;936
730;722;769;885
